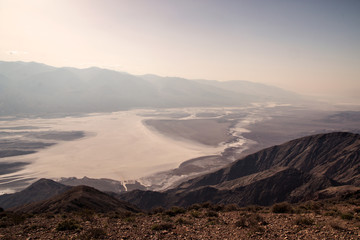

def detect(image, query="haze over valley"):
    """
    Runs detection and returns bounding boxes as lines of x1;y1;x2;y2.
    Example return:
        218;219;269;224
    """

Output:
0;62;359;194
1;1;360;238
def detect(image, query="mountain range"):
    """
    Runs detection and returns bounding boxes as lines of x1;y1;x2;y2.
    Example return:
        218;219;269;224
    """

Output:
0;61;302;116
118;132;360;209
1;132;359;212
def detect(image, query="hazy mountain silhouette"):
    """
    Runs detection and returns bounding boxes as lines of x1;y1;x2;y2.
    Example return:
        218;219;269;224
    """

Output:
196;79;299;103
0;61;302;116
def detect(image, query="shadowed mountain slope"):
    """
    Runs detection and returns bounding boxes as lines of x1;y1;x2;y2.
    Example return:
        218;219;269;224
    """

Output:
118;132;360;209
177;132;360;189
0;179;70;210
12;185;140;214
2;132;358;212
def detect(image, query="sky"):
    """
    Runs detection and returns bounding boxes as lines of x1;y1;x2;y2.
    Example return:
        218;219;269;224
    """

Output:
1;0;359;103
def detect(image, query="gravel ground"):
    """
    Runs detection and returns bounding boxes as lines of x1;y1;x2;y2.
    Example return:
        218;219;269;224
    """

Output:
1;201;359;240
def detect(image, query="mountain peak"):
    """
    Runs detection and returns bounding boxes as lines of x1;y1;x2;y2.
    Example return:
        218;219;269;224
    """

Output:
13;185;139;214
0;179;70;210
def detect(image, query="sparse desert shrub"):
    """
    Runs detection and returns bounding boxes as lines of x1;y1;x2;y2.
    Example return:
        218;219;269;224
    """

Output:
56;219;80;231
314;209;321;215
235;217;247;228
206;210;219;217
251;225;265;233
235;214;266;232
330;222;346;231
136;212;146;217
108;212;120;219
244;205;263;213
45;213;55;219
175;217;192;225
1;234;17;240
296;206;310;214
294;216;314;226
79;228;107;239
77;209;95;221
207;217;219;225
210;204;224;212
161;215;173;223
341;212;354;220
9;213;26;225
324;208;340;216
292;206;303;214
223;204;239;212
235;214;264;228
346;198;360;205
301;201;322;211
120;211;134;218
188;204;201;211
200;201;212;209
0;212;26;228
253;214;266;224
272;202;293;213
151;207;165;214
24;224;45;232
190;210;201;218
123;216;136;223
151;223;173;231
28;224;41;230
165;206;186;217
296;201;322;215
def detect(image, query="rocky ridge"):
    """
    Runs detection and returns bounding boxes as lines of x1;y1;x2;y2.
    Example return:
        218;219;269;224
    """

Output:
12;185;139;214
118;132;360;209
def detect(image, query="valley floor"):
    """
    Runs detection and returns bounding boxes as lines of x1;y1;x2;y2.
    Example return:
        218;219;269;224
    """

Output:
1;200;360;239
1;106;359;194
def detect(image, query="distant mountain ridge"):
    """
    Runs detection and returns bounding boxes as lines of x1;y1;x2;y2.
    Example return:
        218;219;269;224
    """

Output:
0;61;302;116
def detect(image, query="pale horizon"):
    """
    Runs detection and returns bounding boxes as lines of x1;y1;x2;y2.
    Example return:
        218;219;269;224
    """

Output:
1;0;359;103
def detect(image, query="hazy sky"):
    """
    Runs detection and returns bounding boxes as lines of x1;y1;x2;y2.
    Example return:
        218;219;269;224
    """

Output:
1;0;359;102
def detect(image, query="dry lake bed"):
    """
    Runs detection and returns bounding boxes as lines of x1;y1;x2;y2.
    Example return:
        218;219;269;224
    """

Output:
0;104;359;193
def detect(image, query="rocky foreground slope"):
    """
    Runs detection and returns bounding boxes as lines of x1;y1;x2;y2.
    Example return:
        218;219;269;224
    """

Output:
1;193;360;239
